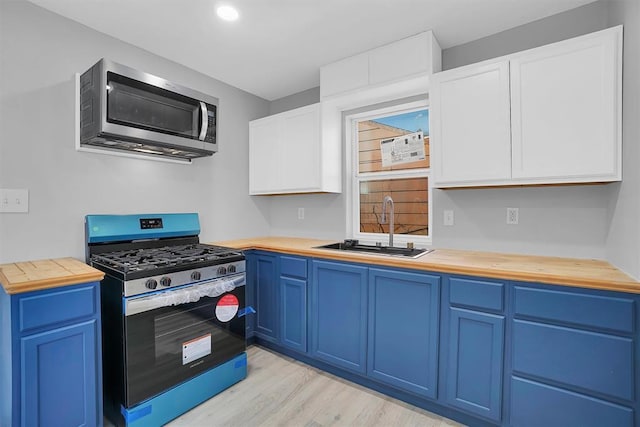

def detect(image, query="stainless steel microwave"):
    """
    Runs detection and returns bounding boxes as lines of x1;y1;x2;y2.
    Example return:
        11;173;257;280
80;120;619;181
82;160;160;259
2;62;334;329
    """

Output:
79;59;218;161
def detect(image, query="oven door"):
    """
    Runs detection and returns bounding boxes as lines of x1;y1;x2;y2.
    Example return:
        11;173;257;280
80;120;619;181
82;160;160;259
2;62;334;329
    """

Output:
123;274;245;407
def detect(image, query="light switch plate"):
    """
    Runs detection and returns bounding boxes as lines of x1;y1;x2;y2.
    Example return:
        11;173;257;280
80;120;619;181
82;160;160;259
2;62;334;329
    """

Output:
0;189;29;213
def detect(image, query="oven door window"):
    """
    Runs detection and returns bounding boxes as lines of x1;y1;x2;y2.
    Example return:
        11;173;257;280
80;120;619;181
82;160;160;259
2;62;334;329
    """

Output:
106;72;201;140
123;286;245;407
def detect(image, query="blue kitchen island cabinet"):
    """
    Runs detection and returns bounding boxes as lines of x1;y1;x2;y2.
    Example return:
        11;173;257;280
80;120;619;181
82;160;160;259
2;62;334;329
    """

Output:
0;267;103;427
311;260;368;374
280;256;308;353
254;252;279;343
443;276;505;423
367;268;440;399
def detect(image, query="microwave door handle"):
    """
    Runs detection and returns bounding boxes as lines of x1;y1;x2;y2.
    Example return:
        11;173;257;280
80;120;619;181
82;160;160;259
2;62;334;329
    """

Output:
198;102;208;141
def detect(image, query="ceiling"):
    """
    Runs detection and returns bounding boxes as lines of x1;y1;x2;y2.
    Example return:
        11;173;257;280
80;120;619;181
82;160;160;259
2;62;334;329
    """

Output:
27;0;598;101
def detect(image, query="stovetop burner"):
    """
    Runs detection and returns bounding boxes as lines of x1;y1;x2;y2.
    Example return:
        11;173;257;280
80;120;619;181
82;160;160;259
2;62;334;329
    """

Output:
91;243;243;274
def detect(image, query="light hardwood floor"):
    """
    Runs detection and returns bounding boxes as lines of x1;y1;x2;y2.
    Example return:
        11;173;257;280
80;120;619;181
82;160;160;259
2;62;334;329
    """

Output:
166;346;463;427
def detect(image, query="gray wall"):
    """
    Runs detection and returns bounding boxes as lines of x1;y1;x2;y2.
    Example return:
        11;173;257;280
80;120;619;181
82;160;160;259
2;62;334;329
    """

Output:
605;0;640;279
3;1;637;279
432;0;612;260
0;1;271;263
269;87;320;115
266;1;636;272
442;1;609;70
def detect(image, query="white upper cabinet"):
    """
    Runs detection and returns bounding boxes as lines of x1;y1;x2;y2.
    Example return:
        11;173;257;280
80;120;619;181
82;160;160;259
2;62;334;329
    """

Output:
249;115;280;194
320;54;369;98
249;103;340;195
320;31;442;99
431;26;622;188
430;61;512;185
510;29;621;182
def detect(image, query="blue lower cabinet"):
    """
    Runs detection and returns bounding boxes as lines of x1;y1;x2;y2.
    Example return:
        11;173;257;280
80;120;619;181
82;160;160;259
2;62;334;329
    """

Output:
367;268;440;399
0;282;102;427
280;276;307;353
254;253;279;342
244;252;256;338
21;320;99;427
246;254;640;427
445;307;504;422
311;260;368;374
510;376;633;427
512;319;634;401
509;283;637;426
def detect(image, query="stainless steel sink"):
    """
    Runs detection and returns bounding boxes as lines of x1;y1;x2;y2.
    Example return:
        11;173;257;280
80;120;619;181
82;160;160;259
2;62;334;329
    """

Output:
315;241;432;259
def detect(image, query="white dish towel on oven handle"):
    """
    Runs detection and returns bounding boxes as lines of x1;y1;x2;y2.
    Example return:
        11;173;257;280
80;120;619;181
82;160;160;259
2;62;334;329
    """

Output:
125;274;245;316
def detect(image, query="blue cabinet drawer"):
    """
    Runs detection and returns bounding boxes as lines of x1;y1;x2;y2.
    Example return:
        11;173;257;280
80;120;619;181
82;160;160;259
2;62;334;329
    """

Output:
449;277;504;312
280;256;307;279
513;320;633;401
18;283;99;333
510;376;633;427
514;286;634;333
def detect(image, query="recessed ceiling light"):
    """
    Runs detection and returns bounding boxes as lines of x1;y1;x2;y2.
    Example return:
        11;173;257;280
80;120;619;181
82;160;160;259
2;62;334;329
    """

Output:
217;5;239;22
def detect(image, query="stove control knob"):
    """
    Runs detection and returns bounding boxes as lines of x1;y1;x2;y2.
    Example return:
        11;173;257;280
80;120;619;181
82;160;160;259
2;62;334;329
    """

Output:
160;277;172;287
228;264;237;273
217;266;227;275
145;279;158;290
191;271;202;281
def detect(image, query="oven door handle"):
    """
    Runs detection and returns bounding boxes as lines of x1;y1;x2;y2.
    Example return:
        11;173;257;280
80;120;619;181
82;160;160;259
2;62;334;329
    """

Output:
125;274;244;316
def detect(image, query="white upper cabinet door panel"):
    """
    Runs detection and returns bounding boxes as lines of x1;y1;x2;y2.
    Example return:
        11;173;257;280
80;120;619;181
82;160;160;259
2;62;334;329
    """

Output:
249;117;281;194
510;27;622;181
320;53;369;98
369;32;440;85
431;61;512;186
320;31;441;100
280;104;321;191
249;103;335;195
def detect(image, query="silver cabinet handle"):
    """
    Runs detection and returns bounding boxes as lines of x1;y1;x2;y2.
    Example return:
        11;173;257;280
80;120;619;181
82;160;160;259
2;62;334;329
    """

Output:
199;102;208;141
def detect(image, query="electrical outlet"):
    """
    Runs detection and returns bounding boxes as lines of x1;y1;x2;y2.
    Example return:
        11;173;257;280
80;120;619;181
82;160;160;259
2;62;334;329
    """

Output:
507;207;519;225
297;207;305;220
443;210;454;226
0;189;29;213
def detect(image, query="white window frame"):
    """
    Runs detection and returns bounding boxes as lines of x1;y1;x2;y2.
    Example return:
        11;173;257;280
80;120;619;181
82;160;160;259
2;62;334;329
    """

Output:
345;99;432;247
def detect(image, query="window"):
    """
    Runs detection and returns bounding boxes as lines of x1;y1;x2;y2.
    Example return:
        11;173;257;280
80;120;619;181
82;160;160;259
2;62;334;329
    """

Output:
348;102;431;246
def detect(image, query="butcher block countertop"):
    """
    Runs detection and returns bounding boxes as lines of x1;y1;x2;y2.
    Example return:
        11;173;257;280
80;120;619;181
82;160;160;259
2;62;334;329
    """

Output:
0;258;104;295
215;236;640;294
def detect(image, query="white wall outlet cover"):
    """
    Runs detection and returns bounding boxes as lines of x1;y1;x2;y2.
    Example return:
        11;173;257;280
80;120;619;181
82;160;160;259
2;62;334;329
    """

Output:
298;207;305;220
507;207;519;225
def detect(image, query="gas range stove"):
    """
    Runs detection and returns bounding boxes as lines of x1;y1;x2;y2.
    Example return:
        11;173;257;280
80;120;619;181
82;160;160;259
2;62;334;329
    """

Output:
86;214;245;297
91;243;242;273
86;213;249;425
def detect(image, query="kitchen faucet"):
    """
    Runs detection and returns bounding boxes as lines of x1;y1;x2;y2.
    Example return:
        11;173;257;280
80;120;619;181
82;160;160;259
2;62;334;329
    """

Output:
381;195;394;247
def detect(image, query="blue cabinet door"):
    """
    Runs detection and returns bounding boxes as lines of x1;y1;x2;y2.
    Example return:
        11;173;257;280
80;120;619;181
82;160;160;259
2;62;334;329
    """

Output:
255;254;279;342
21;319;100;427
367;268;440;399
280;277;307;353
445;307;504;422
311;261;368;374
244;252;256;338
